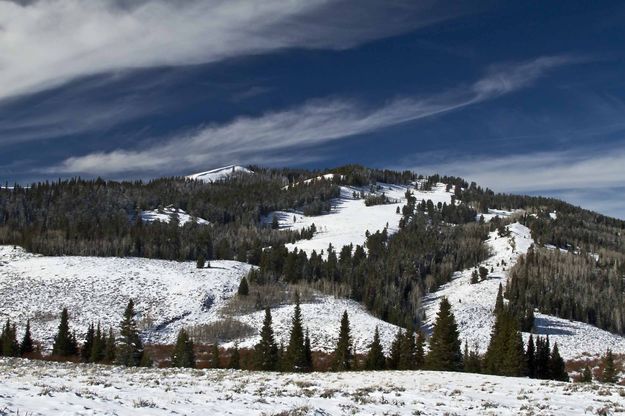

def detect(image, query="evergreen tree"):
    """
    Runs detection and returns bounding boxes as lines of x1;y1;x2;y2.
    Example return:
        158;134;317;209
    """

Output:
104;327;116;364
237;276;249;296
210;343;220;368
196;254;205;269
398;329;417;370
526;334;536;378
90;323;105;363
116;299;144;367
580;364;593;383
171;328;195;368
1;320;19;357
470;269;479;284
253;307;278;371
387;329;402;370
501;325;526;376
20;319;34;357
494;283;504;315
462;341;482;373
52;308;78;357
304;329;313;370
549;343;568;382
364;326;386;370
601;349;618;383
415;329;425;369
228;343;240;369
284;293;309;372
535;336;551;379
81;323;95;363
426;298;463;371
331;311;353;371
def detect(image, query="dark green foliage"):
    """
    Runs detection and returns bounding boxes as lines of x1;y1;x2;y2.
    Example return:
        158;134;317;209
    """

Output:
331;311;353;371
364;326;386;370
52;308;78;357
253;308;278;371
549;343;569;382
470;269;479;284
1;319;19;357
116;299;144;367
210;344;220;368
90;323;105;363
228;343;240;369
484;307;525;377
494;283;504;315
104;327;116;364
387;329;402;370
237;276;249;296
463;341;481;373
526;334;536;378
304;330;312;370
196;255;205;269
535;336;551;380
580;365;593;383
426;298;463;371
20;320;34;357
601;349;618;383
171;329;196;368
479;266;489;281
397;329;417;370
415;330;425;369
284;293;310;372
81;323;95;363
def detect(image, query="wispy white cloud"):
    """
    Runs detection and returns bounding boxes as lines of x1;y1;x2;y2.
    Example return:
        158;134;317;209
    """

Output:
0;0;466;101
48;55;578;175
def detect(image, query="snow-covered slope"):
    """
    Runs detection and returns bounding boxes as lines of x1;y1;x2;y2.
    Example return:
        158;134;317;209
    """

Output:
187;165;253;182
423;222;625;360
2;358;622;415
266;182;453;257
140;206;209;226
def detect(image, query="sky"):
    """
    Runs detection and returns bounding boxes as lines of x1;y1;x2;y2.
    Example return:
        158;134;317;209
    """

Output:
1;0;625;219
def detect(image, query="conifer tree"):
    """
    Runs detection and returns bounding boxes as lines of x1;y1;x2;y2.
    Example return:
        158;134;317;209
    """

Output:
104;327;116;364
253;307;278;371
196;254;205;269
228;343;240;369
304;329;313;370
535;336;551;379
398;329;417;370
90;323;105;363
601;349;618;383
364;326;386;370
580;364;592;383
284;292;309;372
81;323;95;363
237;276;249;296
171;328;195;368
52;308;78;357
463;341;481;373
415;329;425;369
210;343;221;368
549;343;568;382
501;325;525;376
1;320;19;357
387;329;403;370
526;334;536;378
20;319;34;357
116;299;144;367
332;311;353;371
494;283;504;315
426;297;463;371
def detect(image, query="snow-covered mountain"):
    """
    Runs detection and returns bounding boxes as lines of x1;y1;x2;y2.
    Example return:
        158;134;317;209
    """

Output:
140;206;210;226
186;165;253;182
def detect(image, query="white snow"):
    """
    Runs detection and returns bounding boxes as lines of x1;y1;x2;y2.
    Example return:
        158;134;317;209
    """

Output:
140;206;209;226
477;208;520;223
1;358;623;415
423;222;625;360
266;182;453;257
187;165;253;183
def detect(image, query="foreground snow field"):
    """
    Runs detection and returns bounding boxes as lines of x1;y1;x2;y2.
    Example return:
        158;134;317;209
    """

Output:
1;358;623;416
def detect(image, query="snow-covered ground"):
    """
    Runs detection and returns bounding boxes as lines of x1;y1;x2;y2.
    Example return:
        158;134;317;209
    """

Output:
1;358;623;416
423;222;625;360
186;165;253;182
140;206;209;226
266;182;453;257
477;208;521;223
0;247;398;353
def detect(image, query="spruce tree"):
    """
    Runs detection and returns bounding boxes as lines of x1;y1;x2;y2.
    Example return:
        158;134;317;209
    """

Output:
398;329;417;370
535;336;551;379
81;323;95;363
331;311;352;371
549;343;568;382
210;343;221;368
304;329;313;370
580;364;593;383
228;343;240;369
526;334;536;378
117;299;144;367
237;276;249;296
1;320;19;357
284;292;309;372
601;349;618;383
387;329;403;370
253;307;278;371
20;319;34;357
196;254;205;269
426;297;463;371
494;283;504;315
52;308;78;357
90;323;105;363
415;329;425;369
171;328;195;368
104;327;116;364
364;326;386;370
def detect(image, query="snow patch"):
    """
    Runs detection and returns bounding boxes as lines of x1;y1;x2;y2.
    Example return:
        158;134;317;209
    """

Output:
140;206;209;226
187;165;253;182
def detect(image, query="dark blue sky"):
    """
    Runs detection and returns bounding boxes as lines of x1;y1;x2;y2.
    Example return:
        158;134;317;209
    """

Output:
1;0;625;218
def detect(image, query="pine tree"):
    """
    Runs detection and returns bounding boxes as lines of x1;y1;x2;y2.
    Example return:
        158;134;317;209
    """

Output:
494;283;504;315
398;329;417;370
501;325;525;376
426;298;463;371
463;341;481;373
237;276;249;296
210;343;221;368
535;336;551;379
284;292;309;372
1;320;19;357
387;329;402;370
228;343;240;369
526;334;536;378
415;329;425;369
104;327;116;364
580;364;593;383
52;308;78;357
601;349;618;383
20;319;34;357
549;343;568;382
470;269;479;284
253;307;278;371
90;323;105;363
81;323;95;363
171;328;195;368
331;311;353;371
364;326;386;370
304;329;313;370
196;254;205;269
117;299;144;367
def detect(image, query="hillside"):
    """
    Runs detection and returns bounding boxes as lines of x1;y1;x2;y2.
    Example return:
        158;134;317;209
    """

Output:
1;358;623;415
